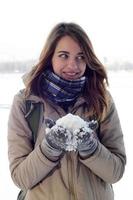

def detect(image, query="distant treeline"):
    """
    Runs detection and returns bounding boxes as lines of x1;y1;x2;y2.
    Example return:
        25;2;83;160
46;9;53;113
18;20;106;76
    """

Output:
106;61;133;71
0;60;36;73
0;59;133;73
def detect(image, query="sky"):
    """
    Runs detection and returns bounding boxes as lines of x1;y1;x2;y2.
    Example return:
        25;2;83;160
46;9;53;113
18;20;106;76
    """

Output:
0;0;133;62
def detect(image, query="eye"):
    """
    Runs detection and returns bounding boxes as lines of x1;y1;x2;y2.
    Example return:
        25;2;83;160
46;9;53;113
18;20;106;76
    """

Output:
76;55;85;61
58;54;68;59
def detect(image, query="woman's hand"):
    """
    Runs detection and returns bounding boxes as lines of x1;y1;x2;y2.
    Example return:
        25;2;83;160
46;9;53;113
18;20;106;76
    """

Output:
41;118;71;161
74;120;98;157
45;124;71;151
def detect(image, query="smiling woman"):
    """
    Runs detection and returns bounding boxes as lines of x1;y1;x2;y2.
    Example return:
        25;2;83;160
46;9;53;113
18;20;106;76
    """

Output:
8;22;126;200
52;36;86;80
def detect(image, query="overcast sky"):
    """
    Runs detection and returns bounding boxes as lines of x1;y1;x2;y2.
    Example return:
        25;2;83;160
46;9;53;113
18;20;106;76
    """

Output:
0;0;133;62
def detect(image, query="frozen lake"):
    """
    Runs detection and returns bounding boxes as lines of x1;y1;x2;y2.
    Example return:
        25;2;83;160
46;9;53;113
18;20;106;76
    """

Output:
0;71;133;199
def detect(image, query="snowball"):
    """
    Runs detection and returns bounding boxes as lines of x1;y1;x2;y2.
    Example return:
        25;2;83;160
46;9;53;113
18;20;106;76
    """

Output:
56;113;88;132
55;113;92;151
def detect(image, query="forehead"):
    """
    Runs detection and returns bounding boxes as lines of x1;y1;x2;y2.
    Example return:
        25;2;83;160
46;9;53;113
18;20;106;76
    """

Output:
55;35;82;52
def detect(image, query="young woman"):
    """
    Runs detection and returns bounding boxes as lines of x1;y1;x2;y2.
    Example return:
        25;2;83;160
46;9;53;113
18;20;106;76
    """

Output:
8;22;126;200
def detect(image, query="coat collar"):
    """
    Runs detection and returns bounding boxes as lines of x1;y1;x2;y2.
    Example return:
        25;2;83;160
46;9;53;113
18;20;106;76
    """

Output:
20;89;86;108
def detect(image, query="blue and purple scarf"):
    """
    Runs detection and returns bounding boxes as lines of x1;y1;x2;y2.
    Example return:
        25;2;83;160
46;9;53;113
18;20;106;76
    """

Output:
41;70;86;109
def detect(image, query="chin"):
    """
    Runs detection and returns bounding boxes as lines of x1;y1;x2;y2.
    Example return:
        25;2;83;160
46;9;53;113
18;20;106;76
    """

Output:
63;76;79;81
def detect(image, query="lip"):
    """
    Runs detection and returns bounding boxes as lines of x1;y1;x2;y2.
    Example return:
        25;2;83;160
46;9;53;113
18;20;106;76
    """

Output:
65;72;77;76
63;72;80;80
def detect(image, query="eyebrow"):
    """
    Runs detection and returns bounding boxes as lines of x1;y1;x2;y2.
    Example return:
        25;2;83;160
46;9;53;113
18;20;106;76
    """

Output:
57;51;69;54
57;50;84;55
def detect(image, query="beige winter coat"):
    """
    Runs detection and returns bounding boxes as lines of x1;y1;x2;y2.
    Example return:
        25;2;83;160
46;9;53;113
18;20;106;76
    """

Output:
8;90;126;200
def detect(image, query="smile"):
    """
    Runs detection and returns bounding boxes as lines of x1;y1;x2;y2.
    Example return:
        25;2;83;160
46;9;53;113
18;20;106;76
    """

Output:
62;72;80;80
65;72;78;76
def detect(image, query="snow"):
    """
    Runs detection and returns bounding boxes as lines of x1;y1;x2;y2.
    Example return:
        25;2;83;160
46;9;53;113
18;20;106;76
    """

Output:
56;114;89;151
0;71;133;199
56;113;88;131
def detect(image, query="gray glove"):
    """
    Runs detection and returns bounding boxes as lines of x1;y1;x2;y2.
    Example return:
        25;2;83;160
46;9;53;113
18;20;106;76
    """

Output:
45;124;71;151
76;120;98;157
41;118;71;161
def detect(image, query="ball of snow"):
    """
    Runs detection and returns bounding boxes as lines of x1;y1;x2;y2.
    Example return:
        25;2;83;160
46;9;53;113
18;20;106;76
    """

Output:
56;113;88;132
55;113;92;151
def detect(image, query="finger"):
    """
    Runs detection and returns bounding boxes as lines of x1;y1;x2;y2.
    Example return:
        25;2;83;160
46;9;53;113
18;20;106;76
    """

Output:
88;120;98;130
45;118;56;128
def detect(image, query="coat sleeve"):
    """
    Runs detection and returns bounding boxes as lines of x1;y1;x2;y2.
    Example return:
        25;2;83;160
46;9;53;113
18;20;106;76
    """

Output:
79;92;126;184
8;93;59;190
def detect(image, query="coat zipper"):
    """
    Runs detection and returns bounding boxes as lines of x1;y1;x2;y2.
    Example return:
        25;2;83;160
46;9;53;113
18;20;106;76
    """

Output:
67;153;78;200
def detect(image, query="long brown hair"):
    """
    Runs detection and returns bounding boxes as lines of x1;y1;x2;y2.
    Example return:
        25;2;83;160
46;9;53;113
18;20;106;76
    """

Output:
25;22;109;119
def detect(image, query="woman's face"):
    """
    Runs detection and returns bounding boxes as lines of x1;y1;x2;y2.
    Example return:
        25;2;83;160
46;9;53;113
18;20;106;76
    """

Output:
52;36;86;80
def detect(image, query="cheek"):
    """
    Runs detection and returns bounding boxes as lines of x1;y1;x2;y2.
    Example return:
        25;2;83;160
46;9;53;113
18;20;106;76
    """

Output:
52;58;62;75
81;64;86;74
52;64;59;74
52;57;58;72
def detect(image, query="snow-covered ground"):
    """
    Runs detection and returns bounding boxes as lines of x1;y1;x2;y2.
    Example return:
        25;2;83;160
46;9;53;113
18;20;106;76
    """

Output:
0;71;132;199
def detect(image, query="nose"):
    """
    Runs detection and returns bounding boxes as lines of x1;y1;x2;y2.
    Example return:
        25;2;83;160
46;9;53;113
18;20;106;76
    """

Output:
67;59;79;70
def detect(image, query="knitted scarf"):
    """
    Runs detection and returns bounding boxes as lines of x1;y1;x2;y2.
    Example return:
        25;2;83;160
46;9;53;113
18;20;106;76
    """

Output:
41;70;86;109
